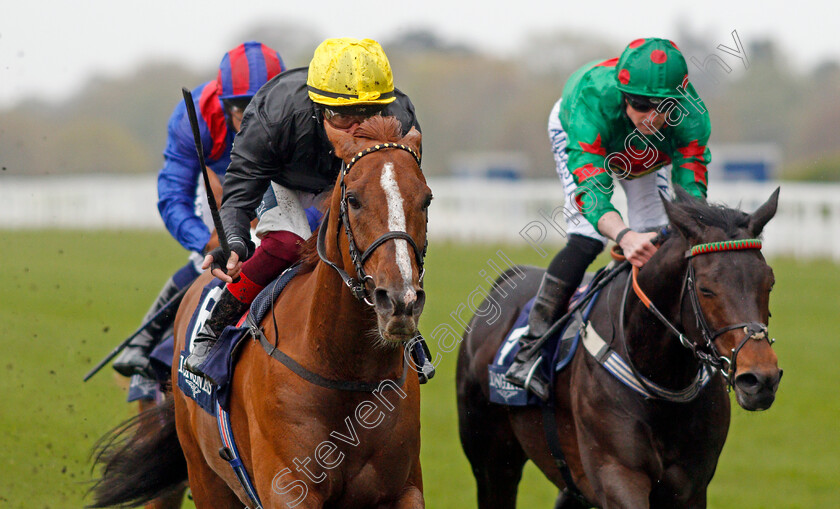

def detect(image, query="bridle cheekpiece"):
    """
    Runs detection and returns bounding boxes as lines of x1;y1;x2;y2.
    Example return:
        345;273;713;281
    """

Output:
317;143;426;306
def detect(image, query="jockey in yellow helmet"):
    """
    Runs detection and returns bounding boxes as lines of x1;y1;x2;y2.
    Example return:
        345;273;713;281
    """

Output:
184;38;423;380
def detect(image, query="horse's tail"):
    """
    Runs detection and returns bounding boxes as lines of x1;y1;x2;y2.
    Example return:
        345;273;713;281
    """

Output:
87;398;187;508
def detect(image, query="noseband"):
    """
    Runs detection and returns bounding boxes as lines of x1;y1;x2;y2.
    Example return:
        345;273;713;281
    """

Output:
630;238;775;388
317;143;426;306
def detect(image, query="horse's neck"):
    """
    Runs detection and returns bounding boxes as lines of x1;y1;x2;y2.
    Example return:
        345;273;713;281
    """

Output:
297;263;404;381
622;243;700;388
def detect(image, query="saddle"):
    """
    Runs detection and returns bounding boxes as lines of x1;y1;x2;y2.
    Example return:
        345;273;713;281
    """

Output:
176;264;303;414
488;270;605;407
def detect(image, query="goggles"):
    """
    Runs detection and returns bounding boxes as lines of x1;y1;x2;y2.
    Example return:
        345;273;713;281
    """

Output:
324;104;385;119
222;97;252;112
323;104;384;128
623;93;663;113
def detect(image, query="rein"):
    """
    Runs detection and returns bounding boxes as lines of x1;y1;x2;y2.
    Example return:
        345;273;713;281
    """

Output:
628;238;774;389
317;142;426;305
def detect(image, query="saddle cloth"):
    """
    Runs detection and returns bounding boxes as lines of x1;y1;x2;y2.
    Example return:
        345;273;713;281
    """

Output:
172;264;302;415
487;277;602;407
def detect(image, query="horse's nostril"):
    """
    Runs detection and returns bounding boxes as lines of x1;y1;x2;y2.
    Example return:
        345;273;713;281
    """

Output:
735;369;782;395
414;289;426;314
734;373;761;394
373;288;393;312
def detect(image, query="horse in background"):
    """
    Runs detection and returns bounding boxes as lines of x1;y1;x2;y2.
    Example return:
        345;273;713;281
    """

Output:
457;189;782;508
90;116;430;508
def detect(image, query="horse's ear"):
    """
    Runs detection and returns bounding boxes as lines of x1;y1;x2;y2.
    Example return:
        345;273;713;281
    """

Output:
661;186;704;241
400;127;422;155
324;121;361;162
748;187;780;237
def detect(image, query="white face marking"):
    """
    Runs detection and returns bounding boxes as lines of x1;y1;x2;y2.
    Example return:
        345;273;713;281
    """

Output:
380;162;416;302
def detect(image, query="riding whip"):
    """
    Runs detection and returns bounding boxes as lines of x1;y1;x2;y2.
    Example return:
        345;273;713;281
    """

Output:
523;228;669;357
181;87;232;263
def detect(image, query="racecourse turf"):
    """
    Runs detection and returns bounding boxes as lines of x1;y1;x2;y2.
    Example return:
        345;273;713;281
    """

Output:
1;230;838;508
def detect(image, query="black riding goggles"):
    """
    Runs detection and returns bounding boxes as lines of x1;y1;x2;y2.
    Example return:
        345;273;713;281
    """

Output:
221;97;253;112
323;104;386;120
623;92;663;113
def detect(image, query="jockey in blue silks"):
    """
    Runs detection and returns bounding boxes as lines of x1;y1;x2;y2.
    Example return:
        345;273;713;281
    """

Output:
113;41;286;384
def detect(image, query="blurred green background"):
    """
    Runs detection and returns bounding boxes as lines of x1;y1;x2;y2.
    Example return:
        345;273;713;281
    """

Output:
1;230;838;508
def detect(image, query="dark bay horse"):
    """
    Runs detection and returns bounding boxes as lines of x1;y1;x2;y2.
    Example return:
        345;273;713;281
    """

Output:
456;189;782;508
90;116;430;508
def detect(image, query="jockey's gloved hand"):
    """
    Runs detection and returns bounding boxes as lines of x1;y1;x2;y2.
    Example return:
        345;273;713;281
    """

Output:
206;238;250;278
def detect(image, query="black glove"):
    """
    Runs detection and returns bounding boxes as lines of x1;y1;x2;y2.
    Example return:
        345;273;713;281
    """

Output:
207;238;250;276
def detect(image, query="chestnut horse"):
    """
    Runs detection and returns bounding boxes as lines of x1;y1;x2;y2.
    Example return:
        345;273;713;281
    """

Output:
90;116;429;508
456;189;782;508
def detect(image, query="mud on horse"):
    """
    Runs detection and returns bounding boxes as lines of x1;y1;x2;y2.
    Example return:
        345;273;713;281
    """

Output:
457;188;783;509
89;116;430;508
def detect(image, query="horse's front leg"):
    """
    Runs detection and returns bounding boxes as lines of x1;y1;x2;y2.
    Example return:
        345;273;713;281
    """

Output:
390;485;424;508
388;458;424;509
591;461;652;509
254;460;325;509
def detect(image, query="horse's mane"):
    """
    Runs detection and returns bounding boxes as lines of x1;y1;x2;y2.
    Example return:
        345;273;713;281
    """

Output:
353;115;404;142
296;116;406;273
669;188;751;238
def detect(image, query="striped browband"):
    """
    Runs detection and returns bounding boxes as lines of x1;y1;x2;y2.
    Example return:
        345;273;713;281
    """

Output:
344;143;421;173
686;238;762;258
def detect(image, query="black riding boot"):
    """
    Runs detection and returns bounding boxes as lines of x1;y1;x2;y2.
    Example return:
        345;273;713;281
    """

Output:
113;277;181;378
505;273;577;400
183;288;250;383
505;234;604;400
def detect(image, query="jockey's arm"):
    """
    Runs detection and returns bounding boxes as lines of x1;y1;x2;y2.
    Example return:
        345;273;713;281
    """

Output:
598;211;657;268
205;94;281;282
158;102;214;253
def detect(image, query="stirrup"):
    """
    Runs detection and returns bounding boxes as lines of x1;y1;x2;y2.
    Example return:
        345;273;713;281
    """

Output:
183;325;219;381
506;354;550;401
523;357;550;401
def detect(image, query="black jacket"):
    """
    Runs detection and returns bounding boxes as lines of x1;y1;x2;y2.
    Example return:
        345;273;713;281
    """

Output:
220;67;420;249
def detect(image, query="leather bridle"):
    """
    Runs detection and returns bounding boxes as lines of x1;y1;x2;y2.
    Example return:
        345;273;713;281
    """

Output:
628;238;775;388
317;142;426;306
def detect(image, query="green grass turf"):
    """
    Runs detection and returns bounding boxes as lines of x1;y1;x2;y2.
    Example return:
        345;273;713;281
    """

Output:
1;230;838;508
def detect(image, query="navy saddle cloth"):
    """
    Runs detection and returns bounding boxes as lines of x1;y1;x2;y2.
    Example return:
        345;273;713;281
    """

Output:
174;264;302;415
488;275;602;407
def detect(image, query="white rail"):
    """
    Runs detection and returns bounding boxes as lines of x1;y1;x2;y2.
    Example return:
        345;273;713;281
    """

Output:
2;175;839;260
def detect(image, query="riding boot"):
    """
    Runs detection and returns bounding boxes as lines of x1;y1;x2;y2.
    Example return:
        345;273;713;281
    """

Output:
505;273;577;400
113;277;182;378
183;288;250;383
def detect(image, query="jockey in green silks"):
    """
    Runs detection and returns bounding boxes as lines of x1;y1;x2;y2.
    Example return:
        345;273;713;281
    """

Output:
506;38;712;400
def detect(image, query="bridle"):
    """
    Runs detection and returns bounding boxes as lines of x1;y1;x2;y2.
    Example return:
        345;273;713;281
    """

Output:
317;142;427;306
628;237;775;389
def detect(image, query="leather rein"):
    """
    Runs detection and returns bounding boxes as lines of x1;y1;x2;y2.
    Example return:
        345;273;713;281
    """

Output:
317;142;426;305
625;238;775;390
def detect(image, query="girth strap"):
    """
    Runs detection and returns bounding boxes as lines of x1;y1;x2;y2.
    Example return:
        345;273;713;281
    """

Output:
541;402;589;506
216;401;263;509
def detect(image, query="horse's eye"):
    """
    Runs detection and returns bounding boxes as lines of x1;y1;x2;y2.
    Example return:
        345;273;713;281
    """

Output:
347;194;361;210
699;287;716;297
422;194;433;210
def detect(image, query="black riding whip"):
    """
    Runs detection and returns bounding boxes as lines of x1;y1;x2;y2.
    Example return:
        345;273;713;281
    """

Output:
181;87;232;263
521;229;669;358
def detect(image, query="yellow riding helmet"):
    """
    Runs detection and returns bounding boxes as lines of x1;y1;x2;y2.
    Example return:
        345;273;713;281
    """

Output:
307;37;396;107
